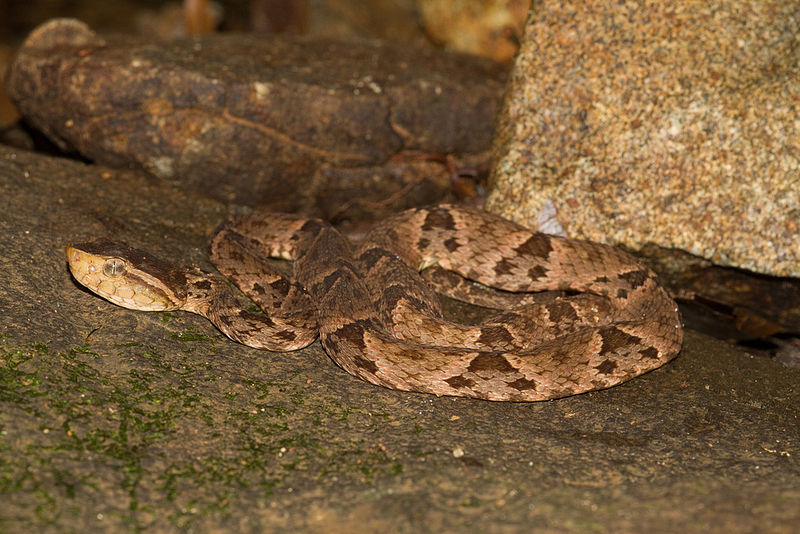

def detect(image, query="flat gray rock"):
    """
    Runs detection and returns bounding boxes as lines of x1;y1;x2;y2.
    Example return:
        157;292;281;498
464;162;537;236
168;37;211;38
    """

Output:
1;145;798;531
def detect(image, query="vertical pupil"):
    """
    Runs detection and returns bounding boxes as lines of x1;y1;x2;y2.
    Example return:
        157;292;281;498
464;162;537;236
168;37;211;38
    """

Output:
103;259;125;276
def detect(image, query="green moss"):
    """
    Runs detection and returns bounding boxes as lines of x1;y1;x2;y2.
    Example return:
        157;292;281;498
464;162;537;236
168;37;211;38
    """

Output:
1;335;407;531
170;331;214;343
460;496;483;507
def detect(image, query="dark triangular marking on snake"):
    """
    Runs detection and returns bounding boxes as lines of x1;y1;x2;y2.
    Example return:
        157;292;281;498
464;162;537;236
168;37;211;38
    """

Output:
320;268;352;293
421;208;456;231
493;258;516;276
192;279;213;291
514;233;554;258
299;219;327;235
476;325;515;347
329;321;369;351
595;359;618;374
238;310;277;327
507;377;539;391
250;282;269;296
381;284;430;312
467;353;518;374
528;265;548;281
443;237;459;252
356;247;389;271
272;328;297;342
545;300;580;323
269;278;292;296
599;328;642;356
618;269;650;289
639;347;660;359
446;374;476;389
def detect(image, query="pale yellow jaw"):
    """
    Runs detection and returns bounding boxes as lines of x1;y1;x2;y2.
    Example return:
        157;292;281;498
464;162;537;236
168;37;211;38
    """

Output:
66;245;181;311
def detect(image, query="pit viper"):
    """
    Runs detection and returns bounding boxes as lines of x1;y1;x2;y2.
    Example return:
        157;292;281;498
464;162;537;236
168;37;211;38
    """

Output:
66;205;683;401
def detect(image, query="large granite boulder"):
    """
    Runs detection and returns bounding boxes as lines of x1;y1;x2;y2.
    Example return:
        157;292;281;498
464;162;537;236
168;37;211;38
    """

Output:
489;0;800;277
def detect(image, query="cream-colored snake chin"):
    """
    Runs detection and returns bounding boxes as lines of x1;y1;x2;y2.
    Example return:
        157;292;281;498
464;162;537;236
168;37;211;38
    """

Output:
66;205;683;401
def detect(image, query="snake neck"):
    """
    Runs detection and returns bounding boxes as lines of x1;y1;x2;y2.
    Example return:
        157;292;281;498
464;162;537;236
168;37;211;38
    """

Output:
182;271;232;317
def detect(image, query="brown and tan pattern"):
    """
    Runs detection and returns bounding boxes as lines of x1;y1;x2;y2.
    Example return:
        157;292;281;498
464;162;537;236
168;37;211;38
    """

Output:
66;205;683;401
66;236;318;351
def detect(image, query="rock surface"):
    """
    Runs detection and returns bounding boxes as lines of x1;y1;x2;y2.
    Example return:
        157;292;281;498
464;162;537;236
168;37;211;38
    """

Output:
418;0;529;62
1;145;799;531
488;0;800;277
6;18;505;212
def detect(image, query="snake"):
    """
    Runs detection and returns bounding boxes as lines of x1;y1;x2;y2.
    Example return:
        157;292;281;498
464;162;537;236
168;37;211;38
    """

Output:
66;205;683;401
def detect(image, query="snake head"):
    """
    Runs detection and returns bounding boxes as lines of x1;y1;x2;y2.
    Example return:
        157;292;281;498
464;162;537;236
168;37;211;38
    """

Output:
66;238;187;312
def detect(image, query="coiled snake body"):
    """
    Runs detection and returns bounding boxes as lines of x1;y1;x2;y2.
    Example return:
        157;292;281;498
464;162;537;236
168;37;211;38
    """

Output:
67;205;682;401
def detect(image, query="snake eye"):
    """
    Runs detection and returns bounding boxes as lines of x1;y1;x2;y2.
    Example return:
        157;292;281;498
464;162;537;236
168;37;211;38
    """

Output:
103;258;126;277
